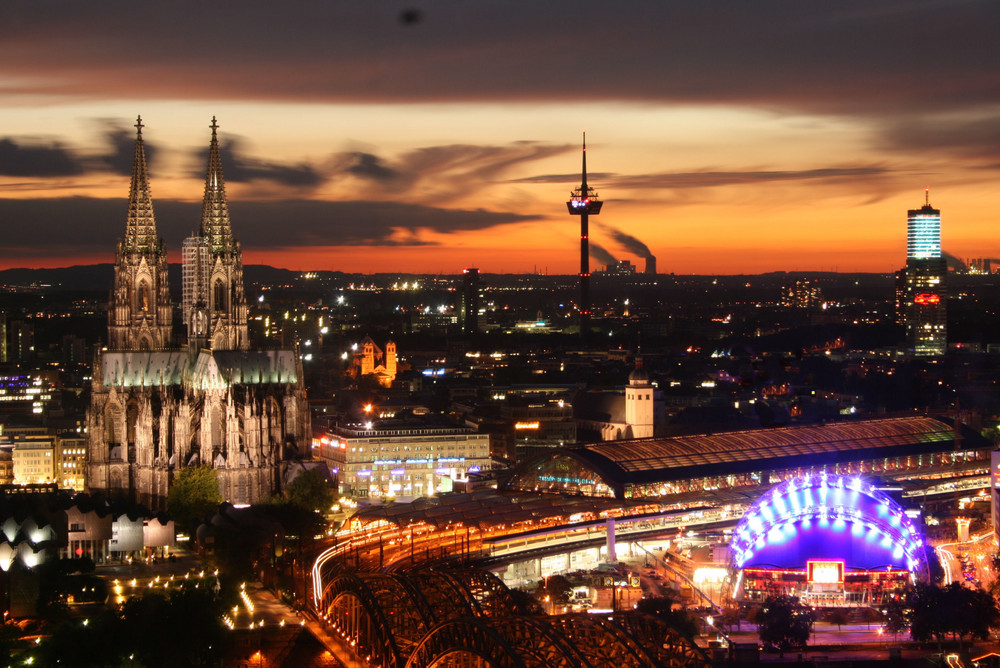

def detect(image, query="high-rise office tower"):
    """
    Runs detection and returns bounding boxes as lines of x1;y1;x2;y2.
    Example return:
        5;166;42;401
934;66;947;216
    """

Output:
893;268;907;326
566;134;603;335
181;234;210;347
903;190;947;356
460;268;481;334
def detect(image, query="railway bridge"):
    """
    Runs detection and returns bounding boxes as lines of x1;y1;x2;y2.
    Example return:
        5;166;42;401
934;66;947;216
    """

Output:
314;566;712;668
309;416;992;665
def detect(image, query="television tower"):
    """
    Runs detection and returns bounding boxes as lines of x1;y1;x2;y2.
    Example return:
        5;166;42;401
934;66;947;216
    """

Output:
566;134;603;335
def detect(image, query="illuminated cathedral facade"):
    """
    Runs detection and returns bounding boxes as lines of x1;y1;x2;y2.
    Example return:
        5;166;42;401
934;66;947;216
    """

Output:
87;117;310;508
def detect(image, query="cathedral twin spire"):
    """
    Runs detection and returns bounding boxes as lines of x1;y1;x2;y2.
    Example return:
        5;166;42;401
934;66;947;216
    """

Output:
200;117;237;254
122;116;161;255
111;116;247;352
121;115;238;256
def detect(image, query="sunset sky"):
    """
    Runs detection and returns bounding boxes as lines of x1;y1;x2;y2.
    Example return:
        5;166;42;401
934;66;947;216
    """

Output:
1;1;997;275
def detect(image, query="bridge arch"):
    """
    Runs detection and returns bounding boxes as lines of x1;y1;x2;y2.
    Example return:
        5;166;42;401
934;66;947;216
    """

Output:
446;569;521;617
545;614;656;668
548;615;657;668
408;571;485;621
360;573;437;652
316;567;711;668
405;616;585;668
609;612;713;667
320;573;406;668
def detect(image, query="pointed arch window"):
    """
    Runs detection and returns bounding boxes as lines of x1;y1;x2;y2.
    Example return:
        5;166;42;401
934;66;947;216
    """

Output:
211;407;224;448
126;402;139;447
106;404;123;446
214;279;227;311
137;281;151;312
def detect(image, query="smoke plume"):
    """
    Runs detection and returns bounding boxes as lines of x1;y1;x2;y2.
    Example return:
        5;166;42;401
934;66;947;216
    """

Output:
606;226;653;259
589;243;618;268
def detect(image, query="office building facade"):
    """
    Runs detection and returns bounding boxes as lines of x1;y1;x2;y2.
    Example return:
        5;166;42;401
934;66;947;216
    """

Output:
903;194;947;356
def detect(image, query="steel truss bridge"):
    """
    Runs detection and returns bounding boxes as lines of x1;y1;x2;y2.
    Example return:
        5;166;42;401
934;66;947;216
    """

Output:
315;566;712;668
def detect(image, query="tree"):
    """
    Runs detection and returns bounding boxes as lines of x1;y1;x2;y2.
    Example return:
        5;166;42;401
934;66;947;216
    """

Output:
882;595;907;638
285;468;335;512
34;608;131;668
904;581;999;651
942;582;999;649
722;605;742;633
757;595;814;656
827;608;849;631
907;582;947;648
634;595;700;639
538;574;574;606
120;588;230;667
167;465;222;530
926;546;946;585
509;588;545;615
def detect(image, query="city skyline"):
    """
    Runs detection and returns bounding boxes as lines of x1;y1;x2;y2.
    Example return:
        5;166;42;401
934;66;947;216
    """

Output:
1;1;998;275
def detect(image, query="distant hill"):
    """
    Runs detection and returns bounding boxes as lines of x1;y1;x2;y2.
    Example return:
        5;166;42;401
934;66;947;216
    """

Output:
0;264;115;291
0;264;302;293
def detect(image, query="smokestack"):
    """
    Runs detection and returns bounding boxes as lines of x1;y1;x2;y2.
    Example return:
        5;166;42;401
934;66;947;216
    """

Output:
941;251;966;272
644;255;657;275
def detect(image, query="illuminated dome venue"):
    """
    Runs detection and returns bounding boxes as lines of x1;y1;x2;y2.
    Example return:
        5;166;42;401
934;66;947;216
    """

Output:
729;473;927;607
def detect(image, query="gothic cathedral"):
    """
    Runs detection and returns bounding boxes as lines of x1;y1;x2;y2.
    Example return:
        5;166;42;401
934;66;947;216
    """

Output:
87;118;310;509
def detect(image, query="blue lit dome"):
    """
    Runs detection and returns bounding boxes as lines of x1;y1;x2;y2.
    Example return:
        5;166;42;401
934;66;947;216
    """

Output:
729;473;927;577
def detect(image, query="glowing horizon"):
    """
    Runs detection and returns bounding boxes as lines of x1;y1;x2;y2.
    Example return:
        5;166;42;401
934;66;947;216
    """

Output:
1;3;997;275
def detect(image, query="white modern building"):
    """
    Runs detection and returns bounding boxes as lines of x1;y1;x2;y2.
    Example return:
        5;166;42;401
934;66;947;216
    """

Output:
321;421;493;499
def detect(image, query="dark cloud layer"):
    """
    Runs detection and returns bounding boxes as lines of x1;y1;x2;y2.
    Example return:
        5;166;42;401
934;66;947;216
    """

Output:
517;166;889;189
510;172;615;186
330;142;570;203
0;196;539;259
0;120;160;179
94;120;152;176
4;1;995;116
0;139;85;177
190;137;323;187
878;112;1000;162
345;153;400;182
611;167;890;190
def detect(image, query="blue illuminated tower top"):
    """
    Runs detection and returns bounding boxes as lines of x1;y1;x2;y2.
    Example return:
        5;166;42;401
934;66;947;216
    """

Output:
907;189;941;260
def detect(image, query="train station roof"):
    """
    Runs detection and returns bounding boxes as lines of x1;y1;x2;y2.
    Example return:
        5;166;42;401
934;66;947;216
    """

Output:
349;488;651;531
505;415;990;499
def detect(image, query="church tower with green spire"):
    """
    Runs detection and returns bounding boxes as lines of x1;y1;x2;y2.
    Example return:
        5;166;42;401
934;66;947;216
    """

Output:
107;116;173;350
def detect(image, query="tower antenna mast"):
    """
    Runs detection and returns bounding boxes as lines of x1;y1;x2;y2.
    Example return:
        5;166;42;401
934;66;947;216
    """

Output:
567;133;603;337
